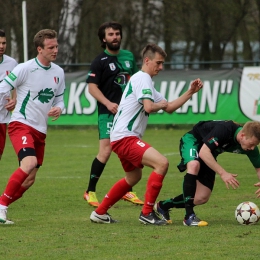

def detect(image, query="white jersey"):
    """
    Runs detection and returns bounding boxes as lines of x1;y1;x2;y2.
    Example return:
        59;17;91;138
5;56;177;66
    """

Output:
0;58;65;133
0;54;18;123
110;70;165;142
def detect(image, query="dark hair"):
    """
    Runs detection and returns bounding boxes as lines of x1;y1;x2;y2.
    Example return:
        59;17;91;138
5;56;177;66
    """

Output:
141;43;167;60
33;29;57;49
0;29;6;37
98;21;122;49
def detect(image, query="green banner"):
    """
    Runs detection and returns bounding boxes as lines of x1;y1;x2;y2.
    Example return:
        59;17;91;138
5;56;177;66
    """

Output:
48;67;258;125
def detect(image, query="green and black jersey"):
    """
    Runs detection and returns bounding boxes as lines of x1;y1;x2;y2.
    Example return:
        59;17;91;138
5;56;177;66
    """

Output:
191;120;260;168
86;49;138;115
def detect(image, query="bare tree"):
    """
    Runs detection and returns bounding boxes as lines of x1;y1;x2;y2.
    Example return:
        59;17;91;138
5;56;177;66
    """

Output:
57;0;83;64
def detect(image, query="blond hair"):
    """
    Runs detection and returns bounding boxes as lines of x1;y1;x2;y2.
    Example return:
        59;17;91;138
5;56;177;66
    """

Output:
242;121;260;141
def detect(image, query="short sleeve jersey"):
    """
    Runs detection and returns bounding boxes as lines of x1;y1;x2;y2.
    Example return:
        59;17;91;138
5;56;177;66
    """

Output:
0;58;65;134
110;70;165;142
192;120;260;168
86;49;138;115
0;54;18;81
0;54;18;123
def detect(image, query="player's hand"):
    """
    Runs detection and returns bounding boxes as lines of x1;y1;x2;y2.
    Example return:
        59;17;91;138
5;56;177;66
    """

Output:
190;78;203;93
5;97;16;111
159;99;168;110
107;102;118;114
48;107;62;121
254;182;260;198
220;172;239;189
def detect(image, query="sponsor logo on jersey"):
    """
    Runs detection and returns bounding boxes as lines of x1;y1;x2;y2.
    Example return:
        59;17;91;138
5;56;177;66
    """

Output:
142;89;152;95
54;77;59;84
33;88;54;103
125;61;130;68
30;68;39;73
208;137;219;146
109;63;116;71
7;72;17;81
232;149;242;154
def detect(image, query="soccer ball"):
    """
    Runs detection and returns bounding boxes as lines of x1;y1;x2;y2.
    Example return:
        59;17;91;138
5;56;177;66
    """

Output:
235;201;260;225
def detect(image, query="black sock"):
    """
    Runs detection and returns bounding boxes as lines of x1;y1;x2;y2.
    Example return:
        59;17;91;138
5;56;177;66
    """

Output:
183;173;197;219
159;194;185;211
86;158;105;192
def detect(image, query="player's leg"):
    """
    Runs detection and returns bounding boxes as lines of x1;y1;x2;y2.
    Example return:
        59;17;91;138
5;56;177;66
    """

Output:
0;122;44;224
84;137;111;207
0;123;7;160
139;144;168;225
84;114;143;206
90;168;142;223
183;162;215;227
9;168;39;205
90;137;149;224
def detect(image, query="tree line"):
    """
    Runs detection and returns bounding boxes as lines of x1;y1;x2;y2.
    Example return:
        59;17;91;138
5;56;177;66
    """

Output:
1;0;259;70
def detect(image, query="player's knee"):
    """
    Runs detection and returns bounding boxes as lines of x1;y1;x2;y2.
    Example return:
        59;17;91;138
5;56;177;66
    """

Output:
187;160;200;173
194;196;209;205
98;147;112;161
158;156;169;173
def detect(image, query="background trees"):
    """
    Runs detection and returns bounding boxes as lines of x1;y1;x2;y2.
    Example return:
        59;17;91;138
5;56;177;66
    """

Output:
0;0;259;70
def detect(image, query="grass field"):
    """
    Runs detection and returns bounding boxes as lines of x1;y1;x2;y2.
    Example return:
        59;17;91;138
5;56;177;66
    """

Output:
1;126;260;260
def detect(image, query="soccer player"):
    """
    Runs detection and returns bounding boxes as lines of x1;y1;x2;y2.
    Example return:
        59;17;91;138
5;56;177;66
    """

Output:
90;43;203;225
83;21;143;207
0;29;65;224
0;29;18;160
154;120;260;226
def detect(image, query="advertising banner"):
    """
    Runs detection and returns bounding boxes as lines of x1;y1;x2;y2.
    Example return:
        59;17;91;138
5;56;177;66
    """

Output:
48;67;259;125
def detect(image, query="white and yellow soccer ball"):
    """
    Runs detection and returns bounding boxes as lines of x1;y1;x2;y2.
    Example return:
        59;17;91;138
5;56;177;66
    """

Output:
235;201;260;225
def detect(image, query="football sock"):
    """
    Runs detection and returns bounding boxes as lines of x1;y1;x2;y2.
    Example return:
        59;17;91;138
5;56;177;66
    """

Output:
96;178;131;215
159;194;185;211
0;168;29;206
183;173;197;218
86;157;105;192
9;186;28;204
142;171;165;215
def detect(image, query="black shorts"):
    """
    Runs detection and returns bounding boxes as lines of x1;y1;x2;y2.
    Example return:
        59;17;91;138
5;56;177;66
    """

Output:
177;132;216;191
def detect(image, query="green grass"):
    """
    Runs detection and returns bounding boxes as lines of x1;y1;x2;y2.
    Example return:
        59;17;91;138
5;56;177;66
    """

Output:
1;127;260;260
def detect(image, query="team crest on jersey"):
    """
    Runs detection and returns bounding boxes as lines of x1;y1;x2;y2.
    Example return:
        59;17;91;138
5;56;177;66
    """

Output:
7;72;17;81
54;77;59;84
109;63;116;71
125;61;130;68
33;88;54;103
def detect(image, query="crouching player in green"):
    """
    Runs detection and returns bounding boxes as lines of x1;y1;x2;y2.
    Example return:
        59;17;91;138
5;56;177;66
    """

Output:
154;120;260;226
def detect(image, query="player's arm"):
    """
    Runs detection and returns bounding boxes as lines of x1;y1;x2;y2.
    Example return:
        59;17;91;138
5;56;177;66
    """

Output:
254;167;260;198
199;144;239;189
164;78;203;114
143;99;168;114
5;89;17;111
88;83;118;114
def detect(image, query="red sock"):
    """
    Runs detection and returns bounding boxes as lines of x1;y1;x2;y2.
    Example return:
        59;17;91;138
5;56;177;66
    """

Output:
0;168;29;206
142;171;165;215
96;178;131;215
9;186;28;204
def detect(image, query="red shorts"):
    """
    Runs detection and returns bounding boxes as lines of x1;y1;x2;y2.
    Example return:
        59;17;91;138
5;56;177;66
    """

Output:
111;136;151;172
8;122;46;165
0;123;7;155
